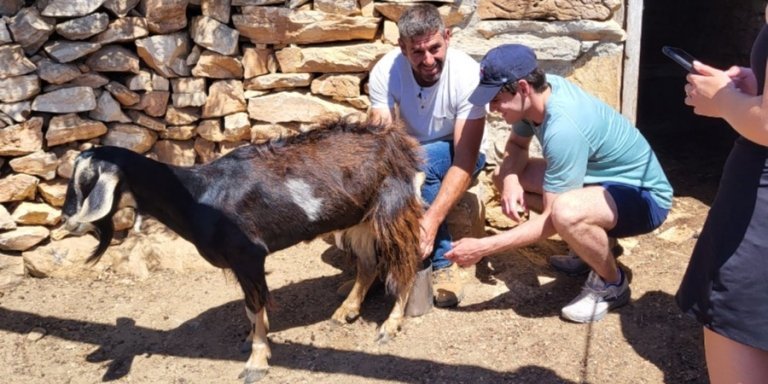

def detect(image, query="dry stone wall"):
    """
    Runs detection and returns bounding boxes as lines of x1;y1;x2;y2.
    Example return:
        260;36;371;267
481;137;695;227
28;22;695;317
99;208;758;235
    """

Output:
0;0;627;276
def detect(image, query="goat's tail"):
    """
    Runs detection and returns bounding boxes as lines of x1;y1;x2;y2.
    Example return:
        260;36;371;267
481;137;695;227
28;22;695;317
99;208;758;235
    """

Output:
371;177;423;294
370;124;424;294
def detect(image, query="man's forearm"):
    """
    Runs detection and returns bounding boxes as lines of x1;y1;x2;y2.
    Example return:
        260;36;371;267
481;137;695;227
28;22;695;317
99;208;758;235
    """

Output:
488;209;557;254
424;165;472;225
494;140;529;190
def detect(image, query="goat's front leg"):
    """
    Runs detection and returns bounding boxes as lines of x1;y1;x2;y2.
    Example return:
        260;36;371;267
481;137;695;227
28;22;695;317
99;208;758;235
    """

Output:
239;307;270;384
331;271;376;324
377;281;411;343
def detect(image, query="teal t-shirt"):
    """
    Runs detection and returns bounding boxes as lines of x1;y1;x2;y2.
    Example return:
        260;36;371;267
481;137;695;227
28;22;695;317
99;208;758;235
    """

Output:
514;75;673;209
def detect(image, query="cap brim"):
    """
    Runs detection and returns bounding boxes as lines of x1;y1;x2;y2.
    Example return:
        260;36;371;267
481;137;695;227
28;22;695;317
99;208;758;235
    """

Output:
468;83;502;106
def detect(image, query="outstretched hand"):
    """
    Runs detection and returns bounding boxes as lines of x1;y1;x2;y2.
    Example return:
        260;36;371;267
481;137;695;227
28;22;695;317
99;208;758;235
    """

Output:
445;237;492;267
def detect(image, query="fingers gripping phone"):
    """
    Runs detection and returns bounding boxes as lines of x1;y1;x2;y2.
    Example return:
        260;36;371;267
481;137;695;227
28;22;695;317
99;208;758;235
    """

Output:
662;46;699;74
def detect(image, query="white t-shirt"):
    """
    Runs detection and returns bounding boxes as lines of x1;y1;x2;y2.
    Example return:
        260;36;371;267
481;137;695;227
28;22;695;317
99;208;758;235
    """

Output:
368;47;486;150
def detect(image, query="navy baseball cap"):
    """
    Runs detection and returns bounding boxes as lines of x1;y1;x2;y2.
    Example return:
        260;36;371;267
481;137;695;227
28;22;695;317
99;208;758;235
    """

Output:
469;44;538;106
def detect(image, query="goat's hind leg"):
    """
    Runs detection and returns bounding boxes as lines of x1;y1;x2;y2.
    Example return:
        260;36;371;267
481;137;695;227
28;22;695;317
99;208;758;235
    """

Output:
331;225;377;325
371;174;423;344
377;281;410;343
330;225;409;343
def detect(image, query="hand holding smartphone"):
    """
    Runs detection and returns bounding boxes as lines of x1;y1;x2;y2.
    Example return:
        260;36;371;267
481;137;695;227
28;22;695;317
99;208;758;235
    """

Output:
662;46;699;74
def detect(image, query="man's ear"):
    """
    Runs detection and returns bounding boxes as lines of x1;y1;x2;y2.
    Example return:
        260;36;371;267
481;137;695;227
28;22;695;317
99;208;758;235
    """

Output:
518;79;531;96
443;28;452;43
398;38;406;53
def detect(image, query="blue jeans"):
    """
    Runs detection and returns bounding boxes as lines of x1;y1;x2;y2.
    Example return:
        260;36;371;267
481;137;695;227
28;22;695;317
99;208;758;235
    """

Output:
420;140;486;270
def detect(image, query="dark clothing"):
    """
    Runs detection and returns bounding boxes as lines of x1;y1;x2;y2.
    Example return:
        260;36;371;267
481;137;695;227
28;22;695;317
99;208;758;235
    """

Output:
598;181;669;238
675;24;768;351
752;24;768;92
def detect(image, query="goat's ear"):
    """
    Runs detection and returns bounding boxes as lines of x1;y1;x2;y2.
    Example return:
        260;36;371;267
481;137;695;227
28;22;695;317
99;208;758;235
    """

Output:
70;172;119;223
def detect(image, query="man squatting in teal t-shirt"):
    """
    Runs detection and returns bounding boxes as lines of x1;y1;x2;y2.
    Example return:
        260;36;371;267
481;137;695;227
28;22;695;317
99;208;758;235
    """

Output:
445;44;673;323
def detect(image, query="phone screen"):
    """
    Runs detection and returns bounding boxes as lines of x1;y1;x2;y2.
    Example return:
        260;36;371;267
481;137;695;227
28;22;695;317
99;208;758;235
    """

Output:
662;46;699;74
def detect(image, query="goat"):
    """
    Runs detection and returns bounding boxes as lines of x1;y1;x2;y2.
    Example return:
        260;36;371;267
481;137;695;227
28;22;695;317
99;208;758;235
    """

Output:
60;116;424;383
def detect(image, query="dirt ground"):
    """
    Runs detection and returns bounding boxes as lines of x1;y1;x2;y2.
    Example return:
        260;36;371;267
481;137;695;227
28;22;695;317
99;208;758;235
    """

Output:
0;200;713;384
0;111;728;384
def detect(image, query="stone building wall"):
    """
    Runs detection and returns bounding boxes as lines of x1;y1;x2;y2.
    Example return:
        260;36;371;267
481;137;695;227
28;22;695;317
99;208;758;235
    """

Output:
0;0;628;275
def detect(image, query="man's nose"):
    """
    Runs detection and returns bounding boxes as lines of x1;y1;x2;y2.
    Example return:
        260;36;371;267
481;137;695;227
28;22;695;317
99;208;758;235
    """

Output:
422;52;435;66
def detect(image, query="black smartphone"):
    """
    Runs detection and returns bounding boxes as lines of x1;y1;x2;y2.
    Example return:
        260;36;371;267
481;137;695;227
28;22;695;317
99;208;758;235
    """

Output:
662;46;699;74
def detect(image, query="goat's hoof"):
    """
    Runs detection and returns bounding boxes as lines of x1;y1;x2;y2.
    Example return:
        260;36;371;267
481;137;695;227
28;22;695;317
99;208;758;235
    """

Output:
331;308;360;324
330;314;358;327
344;312;360;323
375;329;392;344
375;321;401;344
238;367;267;383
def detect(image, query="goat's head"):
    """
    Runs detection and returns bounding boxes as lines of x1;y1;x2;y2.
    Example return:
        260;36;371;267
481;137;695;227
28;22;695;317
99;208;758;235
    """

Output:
60;149;122;264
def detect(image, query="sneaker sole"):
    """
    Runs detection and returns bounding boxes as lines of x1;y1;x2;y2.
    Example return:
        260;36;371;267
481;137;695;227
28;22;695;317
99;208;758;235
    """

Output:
561;287;631;323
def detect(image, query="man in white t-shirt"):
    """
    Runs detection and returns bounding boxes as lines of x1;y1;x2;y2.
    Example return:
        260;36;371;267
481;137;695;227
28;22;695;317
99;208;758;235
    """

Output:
367;3;487;307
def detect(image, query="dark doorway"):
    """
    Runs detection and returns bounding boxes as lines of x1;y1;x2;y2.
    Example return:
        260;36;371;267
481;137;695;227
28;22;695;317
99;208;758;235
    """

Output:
636;1;765;203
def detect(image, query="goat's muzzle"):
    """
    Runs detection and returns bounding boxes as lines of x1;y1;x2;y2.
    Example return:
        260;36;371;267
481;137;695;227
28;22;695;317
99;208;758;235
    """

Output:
51;217;95;240
52;215;114;265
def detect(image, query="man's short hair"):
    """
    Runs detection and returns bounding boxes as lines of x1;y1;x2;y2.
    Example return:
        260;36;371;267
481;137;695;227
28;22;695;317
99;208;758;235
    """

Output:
398;3;445;40
502;68;548;95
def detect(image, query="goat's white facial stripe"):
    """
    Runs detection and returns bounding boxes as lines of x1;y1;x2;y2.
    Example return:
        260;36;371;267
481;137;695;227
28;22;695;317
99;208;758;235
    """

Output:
285;178;323;221
72;157;93;210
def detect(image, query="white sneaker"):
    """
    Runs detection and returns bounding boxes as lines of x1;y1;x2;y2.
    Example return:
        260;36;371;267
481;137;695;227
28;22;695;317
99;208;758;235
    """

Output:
550;237;622;276
561;269;630;323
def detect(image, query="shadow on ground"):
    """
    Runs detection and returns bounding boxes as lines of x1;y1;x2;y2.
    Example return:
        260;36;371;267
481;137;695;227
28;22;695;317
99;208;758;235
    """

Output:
0;300;576;383
452;238;707;384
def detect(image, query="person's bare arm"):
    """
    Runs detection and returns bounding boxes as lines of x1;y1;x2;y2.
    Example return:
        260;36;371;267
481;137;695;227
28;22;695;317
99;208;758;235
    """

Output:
419;116;484;258
446;189;559;266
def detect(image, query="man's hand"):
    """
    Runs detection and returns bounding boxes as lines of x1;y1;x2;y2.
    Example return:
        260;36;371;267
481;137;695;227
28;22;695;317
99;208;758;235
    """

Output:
418;216;438;260
500;175;527;221
445;237;492;267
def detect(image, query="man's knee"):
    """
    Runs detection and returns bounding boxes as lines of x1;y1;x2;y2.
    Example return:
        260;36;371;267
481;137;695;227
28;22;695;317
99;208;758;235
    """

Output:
550;193;588;232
